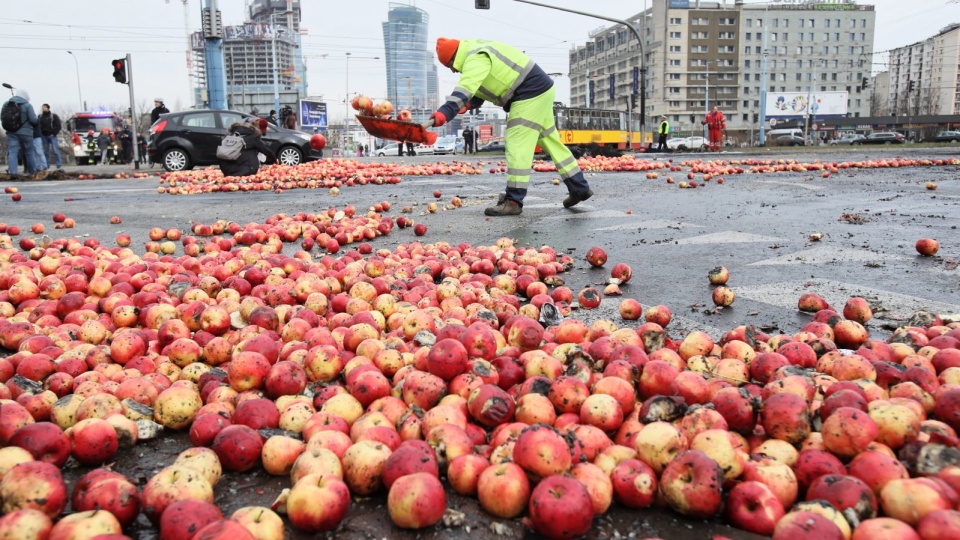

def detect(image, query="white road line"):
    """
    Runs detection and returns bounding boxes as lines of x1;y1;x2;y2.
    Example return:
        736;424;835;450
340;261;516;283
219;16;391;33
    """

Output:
593;220;702;232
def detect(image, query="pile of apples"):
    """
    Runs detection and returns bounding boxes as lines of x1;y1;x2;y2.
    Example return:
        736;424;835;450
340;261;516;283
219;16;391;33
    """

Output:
351;94;399;120
1;226;960;539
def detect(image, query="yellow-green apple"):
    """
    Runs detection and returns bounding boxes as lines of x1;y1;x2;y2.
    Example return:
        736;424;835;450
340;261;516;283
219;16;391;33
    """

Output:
881;478;955;526
141;465;214;524
0;508;52;540
47;509;122;540
261;435;306;476
341;440;392;495
231;506;284;540
633;421;687;475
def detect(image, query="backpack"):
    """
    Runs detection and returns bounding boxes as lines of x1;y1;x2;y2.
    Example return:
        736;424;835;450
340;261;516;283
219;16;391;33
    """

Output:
217;132;245;161
1;100;24;132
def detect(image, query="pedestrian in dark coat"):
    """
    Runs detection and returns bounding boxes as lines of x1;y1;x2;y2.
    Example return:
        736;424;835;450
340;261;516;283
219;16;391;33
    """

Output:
219;119;276;177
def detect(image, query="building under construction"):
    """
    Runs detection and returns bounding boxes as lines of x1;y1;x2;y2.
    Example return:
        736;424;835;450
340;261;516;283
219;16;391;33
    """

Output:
192;0;308;115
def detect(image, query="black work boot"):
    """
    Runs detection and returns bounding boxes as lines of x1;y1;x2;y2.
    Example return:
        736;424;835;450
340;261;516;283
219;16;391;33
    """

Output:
563;189;594;208
484;198;522;216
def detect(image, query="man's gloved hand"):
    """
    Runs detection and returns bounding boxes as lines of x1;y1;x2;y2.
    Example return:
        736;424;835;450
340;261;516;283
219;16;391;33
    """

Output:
427;111;446;128
458;106;469;115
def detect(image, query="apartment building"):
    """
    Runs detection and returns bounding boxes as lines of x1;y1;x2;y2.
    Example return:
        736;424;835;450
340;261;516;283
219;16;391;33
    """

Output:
568;0;876;140
881;23;960;116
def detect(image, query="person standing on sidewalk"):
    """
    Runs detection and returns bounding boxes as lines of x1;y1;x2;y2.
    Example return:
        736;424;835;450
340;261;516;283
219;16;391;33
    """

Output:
39;104;62;169
426;38;592;216
2;89;39;178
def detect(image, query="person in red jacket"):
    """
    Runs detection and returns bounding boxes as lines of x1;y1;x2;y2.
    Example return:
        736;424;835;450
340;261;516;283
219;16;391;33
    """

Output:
701;106;726;151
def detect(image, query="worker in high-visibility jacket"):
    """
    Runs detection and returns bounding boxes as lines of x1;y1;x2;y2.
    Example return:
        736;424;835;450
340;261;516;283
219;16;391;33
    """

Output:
424;38;592;216
657;115;670;151
701;106;726;152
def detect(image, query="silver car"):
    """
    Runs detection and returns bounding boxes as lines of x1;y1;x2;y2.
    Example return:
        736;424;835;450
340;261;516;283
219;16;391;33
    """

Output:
830;134;865;145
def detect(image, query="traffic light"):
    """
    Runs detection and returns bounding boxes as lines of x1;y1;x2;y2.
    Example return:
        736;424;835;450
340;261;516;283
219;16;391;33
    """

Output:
630;93;637;110
475;0;490;8
860;78;869;90
908;80;916;92
112;59;127;84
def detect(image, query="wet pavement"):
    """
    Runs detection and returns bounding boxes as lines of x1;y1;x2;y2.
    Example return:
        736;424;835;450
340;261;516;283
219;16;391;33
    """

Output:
3;146;959;539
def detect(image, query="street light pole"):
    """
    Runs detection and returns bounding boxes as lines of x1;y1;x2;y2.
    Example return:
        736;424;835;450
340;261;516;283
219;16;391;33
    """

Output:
345;52;351;129
513;0;647;143
804;58;825;143
759;3;769;146
67;51;84;111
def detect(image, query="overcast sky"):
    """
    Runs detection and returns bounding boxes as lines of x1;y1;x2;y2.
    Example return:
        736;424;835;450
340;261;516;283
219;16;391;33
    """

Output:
2;0;956;120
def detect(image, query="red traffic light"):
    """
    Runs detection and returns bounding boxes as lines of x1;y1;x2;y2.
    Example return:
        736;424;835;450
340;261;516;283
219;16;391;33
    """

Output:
112;58;127;84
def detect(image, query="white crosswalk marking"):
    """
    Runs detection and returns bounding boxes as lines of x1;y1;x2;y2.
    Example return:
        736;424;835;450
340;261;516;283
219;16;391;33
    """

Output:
748;246;906;266
593;220;702;232
674;231;785;245
756;180;825;190
733;279;960;318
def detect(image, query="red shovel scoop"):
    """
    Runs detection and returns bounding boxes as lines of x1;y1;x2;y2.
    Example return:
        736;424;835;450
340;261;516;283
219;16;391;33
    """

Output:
355;115;438;145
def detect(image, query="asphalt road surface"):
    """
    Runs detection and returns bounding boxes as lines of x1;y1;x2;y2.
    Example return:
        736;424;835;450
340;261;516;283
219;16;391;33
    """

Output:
2;145;959;539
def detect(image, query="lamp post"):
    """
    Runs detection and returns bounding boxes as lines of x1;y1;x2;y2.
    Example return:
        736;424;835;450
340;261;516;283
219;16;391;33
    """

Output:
804;58;826;143
66;51;84;111
759;2;769;146
345;52;351;129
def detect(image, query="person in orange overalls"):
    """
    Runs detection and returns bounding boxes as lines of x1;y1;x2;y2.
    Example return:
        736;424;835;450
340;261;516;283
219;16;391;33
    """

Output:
701;106;726;151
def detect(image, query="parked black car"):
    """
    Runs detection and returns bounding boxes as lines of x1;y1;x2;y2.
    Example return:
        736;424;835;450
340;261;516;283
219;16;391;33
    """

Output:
147;109;323;171
851;132;905;145
934;130;960;143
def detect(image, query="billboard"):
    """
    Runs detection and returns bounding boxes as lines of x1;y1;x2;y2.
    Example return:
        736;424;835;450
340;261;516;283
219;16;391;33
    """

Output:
299;100;327;129
766;91;848;119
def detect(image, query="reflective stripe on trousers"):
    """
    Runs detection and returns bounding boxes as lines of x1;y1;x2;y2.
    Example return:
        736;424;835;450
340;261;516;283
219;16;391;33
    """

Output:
504;86;588;204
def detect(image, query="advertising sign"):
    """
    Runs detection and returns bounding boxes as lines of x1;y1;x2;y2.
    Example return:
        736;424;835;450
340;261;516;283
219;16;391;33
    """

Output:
609;74;615;101
765;91;848;118
478;125;493;142
299;100;327;129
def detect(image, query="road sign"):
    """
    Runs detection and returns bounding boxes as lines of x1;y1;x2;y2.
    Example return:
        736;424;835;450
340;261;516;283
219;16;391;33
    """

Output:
812;124;819;131
769;118;777;127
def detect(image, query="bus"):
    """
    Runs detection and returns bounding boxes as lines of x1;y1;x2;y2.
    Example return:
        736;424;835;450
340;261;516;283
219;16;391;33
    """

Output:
552;104;652;152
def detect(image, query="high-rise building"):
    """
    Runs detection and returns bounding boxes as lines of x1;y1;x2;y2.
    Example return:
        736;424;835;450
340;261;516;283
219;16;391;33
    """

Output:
192;0;307;113
882;23;960;116
382;3;438;118
568;0;876;141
